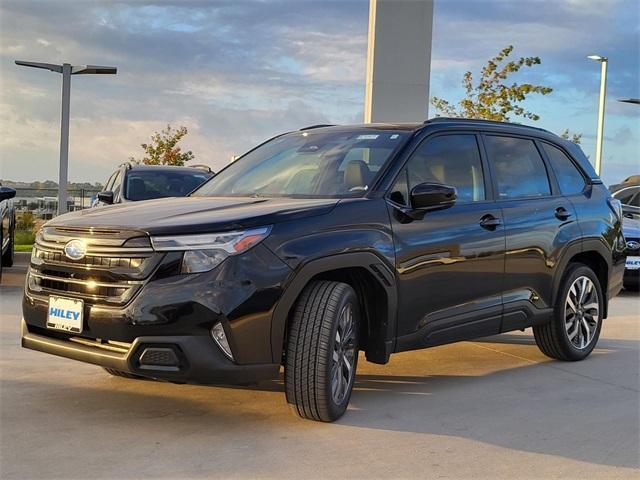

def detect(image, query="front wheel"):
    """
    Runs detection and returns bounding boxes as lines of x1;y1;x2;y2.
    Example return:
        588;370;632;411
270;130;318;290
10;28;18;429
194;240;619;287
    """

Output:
285;281;359;422
533;264;603;361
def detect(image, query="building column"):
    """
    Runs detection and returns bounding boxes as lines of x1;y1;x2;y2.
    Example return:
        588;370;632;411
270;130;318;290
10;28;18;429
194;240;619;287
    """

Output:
364;0;434;123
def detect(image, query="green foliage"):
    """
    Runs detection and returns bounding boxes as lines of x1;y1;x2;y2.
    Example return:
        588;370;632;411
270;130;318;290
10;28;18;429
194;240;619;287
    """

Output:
431;45;553;122
559;129;583;145
16;211;35;232
130;125;195;166
15;230;35;246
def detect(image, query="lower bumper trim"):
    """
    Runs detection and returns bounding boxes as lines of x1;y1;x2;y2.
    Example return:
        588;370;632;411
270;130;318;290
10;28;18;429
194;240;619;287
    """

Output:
21;319;280;385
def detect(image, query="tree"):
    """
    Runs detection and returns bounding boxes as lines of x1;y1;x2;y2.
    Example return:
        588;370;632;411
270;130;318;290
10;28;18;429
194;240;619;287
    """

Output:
130;124;195;166
559;129;582;145
431;45;553;122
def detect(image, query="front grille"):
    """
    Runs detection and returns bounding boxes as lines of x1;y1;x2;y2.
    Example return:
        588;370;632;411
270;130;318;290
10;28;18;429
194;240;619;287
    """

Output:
33;248;145;269
68;336;132;354
27;226;161;306
28;271;135;303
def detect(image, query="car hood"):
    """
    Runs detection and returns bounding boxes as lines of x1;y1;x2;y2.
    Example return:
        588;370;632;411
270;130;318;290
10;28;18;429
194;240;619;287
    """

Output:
623;216;640;238
47;196;339;236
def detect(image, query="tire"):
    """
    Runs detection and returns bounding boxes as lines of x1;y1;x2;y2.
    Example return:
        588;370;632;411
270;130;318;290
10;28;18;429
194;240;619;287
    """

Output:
0;230;4;283
285;281;360;422
102;368;147;380
533;263;603;361
2;223;14;268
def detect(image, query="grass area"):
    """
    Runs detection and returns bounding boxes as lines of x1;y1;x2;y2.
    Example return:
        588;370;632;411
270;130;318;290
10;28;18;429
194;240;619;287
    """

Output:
15;230;35;245
14;230;35;252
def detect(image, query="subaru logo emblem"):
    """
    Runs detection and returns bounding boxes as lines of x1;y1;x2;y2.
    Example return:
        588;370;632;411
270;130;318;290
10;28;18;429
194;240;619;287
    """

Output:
64;239;87;260
627;240;640;250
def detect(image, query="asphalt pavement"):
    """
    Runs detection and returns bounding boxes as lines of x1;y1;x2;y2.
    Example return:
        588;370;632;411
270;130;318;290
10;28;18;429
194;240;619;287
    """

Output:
1;254;638;479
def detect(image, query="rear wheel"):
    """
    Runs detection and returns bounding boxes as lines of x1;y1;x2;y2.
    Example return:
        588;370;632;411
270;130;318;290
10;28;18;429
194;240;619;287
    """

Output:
285;281;359;422
533;264;603;361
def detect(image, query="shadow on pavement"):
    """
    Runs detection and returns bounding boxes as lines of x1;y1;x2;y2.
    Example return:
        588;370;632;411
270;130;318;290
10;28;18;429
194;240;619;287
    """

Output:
3;337;638;470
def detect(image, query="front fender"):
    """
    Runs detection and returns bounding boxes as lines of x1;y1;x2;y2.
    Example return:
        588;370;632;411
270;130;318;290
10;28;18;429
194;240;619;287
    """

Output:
269;251;398;364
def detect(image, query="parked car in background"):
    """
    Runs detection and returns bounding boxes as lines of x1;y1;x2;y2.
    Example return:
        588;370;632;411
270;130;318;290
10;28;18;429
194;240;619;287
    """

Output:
609;178;640;219
622;216;640;290
22;119;625;422
0;184;17;281
608;175;640;193
94;163;214;207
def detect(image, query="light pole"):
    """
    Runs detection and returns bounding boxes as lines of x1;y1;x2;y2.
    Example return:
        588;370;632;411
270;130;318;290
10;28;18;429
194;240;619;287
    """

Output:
587;54;608;176
15;61;117;215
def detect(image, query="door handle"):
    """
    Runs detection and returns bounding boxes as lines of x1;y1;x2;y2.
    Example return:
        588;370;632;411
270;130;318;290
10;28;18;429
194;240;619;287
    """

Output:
479;214;501;230
555;207;572;221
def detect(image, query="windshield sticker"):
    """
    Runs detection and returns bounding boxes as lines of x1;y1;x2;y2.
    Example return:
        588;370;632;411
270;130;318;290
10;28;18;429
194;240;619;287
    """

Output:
390;134;400;139
357;134;379;140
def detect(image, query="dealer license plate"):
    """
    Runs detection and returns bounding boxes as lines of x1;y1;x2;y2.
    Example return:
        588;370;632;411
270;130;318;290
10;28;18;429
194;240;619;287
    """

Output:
625;256;640;270
47;296;84;333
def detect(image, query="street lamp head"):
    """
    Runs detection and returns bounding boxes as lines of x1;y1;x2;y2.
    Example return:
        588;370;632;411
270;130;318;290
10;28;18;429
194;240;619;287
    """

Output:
15;60;117;76
71;65;117;75
587;54;607;62
15;60;63;73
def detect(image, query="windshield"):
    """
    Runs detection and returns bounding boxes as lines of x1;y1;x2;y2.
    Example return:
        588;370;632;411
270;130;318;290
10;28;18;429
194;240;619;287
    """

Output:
125;170;213;201
193;129;410;198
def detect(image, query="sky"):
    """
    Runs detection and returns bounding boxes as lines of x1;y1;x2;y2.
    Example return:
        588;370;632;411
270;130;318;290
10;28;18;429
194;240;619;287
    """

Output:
0;0;638;187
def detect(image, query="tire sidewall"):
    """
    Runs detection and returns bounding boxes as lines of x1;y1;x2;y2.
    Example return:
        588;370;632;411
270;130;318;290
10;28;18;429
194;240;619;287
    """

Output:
322;287;359;420
555;265;603;360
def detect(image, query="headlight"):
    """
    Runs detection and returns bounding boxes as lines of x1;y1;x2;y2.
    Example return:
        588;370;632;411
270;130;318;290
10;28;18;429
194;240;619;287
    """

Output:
151;226;272;274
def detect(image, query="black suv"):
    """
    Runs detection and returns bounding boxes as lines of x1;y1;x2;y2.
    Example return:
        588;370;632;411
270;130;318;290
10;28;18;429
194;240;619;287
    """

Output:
94;162;214;206
22;119;626;421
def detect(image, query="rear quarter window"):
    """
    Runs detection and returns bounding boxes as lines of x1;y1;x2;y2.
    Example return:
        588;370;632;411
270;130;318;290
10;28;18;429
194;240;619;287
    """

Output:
541;142;586;195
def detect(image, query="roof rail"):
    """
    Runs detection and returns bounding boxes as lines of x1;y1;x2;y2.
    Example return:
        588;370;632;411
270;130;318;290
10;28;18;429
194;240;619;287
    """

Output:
424;117;550;133
118;161;135;170
189;164;214;173
299;124;335;131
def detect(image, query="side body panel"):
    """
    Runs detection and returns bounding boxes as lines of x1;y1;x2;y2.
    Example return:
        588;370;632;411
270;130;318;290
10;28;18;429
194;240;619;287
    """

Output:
389;200;506;349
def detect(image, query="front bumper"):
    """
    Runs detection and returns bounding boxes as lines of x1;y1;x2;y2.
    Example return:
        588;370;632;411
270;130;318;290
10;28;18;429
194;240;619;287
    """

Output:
21;318;279;384
22;241;293;383
623;267;639;288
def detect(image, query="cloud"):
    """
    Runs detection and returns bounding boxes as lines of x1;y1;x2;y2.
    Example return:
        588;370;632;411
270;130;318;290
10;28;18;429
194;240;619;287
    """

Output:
0;0;637;186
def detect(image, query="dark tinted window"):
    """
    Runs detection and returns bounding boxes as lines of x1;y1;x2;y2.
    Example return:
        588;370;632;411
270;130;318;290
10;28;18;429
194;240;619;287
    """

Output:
125;170;213;201
390;134;485;205
542;142;585;194
485;136;551;199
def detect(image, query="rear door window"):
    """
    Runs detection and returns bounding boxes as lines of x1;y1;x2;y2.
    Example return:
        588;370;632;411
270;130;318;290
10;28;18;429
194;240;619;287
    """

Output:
484;136;551;199
541;142;586;195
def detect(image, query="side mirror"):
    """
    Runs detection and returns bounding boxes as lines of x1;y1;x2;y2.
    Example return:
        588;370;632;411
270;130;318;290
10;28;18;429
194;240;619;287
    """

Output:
0;186;16;202
97;191;114;205
410;182;457;211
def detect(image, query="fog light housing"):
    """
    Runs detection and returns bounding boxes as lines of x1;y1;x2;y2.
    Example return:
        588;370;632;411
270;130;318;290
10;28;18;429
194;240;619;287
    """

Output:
211;322;234;361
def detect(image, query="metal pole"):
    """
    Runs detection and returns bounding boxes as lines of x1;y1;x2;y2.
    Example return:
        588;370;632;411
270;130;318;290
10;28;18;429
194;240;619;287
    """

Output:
594;59;607;176
58;63;71;215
